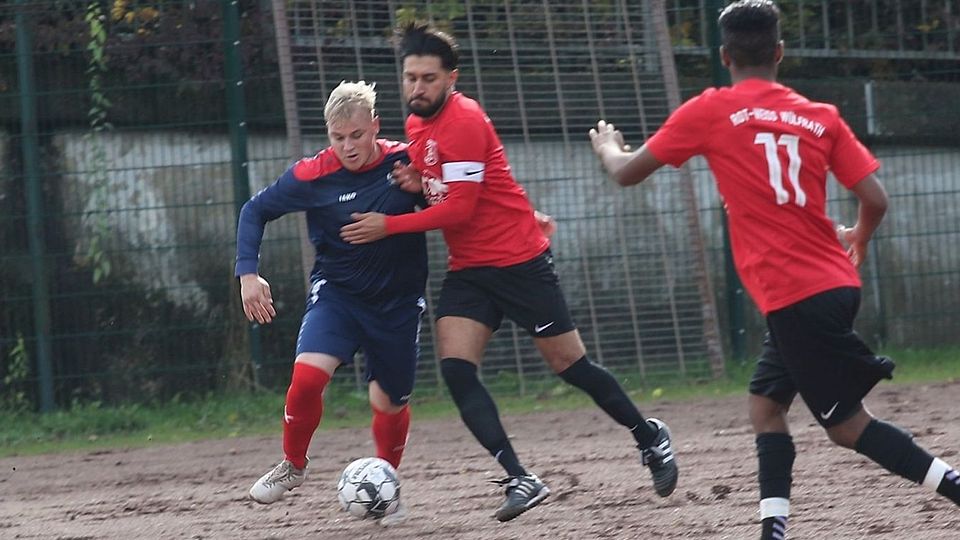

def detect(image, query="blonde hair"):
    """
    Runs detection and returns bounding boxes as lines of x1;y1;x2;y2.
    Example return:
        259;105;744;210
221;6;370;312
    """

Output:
324;80;377;123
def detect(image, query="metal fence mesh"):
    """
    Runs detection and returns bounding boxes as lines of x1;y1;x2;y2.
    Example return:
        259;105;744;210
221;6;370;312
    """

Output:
0;0;957;409
279;0;724;392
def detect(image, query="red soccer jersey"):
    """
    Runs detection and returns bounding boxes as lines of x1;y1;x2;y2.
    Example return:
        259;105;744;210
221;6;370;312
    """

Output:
404;92;549;270
646;79;879;314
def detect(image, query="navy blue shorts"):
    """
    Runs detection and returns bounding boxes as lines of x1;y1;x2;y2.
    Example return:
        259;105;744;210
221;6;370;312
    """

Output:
749;287;895;428
296;281;425;406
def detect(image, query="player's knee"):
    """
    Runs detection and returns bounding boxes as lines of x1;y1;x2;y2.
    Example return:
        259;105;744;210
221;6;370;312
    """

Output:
749;394;788;432
440;357;478;390
826;426;858;448
827;407;873;449
368;383;404;414
557;356;594;384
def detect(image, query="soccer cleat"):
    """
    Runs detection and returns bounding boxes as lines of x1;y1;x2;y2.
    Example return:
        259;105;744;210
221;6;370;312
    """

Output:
378;500;408;526
493;474;550;522
640;418;678;497
249;459;306;504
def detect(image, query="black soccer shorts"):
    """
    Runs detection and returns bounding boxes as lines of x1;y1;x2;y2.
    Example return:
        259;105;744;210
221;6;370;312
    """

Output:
435;249;576;338
748;286;895;428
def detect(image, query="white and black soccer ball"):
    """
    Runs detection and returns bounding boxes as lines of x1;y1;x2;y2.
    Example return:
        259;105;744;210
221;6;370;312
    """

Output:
337;457;401;519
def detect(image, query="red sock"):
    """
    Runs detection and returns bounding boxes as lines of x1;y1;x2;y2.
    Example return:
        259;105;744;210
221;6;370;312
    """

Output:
282;362;330;469
371;405;411;469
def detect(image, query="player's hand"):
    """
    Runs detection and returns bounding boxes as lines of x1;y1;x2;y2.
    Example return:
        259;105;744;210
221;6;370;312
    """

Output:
392;161;422;194
836;224;868;268
534;210;557;238
239;274;276;324
589;119;630;157
341;212;388;244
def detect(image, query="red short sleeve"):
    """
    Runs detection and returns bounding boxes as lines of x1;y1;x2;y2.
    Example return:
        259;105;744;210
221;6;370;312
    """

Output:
646;90;714;167
829;114;880;188
435;113;489;163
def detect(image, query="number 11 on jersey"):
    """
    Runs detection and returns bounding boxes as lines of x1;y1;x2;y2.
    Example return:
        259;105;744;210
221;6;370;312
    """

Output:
755;132;806;207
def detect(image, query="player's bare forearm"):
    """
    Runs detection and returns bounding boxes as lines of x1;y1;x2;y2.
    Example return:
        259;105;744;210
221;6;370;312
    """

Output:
611;144;665;186
589;120;663;186
850;175;888;241
837;174;887;268
598;146;636;184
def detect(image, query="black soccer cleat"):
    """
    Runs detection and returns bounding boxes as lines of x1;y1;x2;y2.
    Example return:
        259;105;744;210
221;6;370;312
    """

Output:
640;418;678;497
493;474;550;522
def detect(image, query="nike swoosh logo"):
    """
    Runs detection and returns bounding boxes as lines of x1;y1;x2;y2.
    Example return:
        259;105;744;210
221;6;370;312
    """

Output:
464;169;483;175
820;401;840;420
534;322;555;333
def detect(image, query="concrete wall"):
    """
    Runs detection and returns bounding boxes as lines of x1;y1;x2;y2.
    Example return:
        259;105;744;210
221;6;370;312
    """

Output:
18;131;960;351
50;131;294;313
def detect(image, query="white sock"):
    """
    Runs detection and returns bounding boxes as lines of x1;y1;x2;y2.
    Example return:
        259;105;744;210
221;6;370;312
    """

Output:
760;497;789;519
922;458;952;491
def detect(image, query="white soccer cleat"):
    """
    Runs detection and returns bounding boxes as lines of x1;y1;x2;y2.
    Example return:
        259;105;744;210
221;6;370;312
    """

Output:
249;459;306;504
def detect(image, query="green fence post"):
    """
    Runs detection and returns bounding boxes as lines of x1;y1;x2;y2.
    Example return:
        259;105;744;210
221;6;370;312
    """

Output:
223;0;263;388
15;0;55;412
706;0;747;361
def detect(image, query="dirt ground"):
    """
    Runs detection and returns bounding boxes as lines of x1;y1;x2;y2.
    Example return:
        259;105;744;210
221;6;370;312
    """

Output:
2;381;959;540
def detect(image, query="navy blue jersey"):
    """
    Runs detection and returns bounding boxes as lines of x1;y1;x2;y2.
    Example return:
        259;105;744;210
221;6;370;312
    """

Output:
236;140;427;309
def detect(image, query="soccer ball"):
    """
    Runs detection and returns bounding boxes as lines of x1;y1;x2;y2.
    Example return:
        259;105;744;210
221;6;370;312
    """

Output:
337;457;401;519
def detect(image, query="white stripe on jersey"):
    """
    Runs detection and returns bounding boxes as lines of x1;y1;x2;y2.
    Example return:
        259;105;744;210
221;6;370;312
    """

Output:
442;161;485;183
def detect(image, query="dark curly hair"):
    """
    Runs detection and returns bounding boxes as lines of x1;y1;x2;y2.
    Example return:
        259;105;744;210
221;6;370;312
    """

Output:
396;21;460;71
719;0;781;67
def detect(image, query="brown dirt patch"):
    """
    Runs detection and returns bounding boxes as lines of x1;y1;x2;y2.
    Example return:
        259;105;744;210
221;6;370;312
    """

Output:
2;381;959;539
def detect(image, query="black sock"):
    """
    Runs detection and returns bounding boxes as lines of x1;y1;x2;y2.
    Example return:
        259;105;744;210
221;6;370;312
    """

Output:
756;433;793;539
757;433;794;500
558;356;657;447
936;465;960;505
855;419;934;483
441;358;526;477
760;516;787;540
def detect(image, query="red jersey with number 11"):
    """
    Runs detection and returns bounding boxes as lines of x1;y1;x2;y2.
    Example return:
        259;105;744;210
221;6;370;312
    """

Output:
646;79;879;314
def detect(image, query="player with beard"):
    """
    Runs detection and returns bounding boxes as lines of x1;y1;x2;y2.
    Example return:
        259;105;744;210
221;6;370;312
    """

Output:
340;22;679;522
588;2;960;538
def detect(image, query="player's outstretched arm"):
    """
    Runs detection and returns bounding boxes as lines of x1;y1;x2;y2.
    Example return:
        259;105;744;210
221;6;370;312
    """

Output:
239;273;277;324
589;120;664;186
836;174;888;268
340;181;482;244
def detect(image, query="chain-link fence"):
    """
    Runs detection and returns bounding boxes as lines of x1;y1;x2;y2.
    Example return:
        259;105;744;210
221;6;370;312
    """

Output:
666;0;960;356
1;0;958;411
277;0;725;396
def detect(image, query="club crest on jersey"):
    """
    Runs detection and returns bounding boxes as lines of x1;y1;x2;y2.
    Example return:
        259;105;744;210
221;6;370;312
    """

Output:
424;138;439;166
